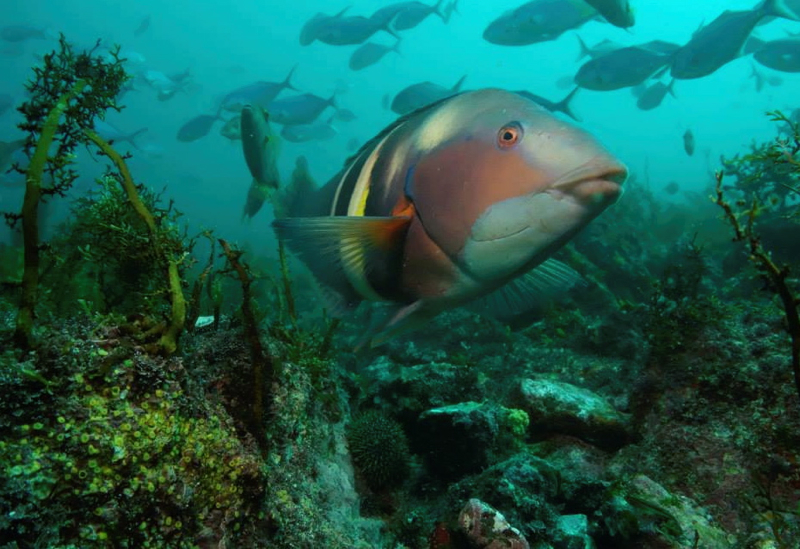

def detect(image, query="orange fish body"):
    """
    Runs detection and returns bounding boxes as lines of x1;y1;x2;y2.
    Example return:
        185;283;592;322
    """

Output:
273;88;627;347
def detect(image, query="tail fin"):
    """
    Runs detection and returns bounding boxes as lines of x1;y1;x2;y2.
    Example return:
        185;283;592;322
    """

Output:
451;74;467;92
126;127;148;149
391;36;402;56
327;93;338;111
443;0;460;22
761;0;800;20
666;79;677;99
554;88;580;122
432;0;446;21
283;64;300;92
575;35;592;61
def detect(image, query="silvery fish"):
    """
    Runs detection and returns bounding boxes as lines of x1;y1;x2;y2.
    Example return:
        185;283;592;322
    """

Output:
92;119;147;149
314;15;398;46
585;0;634;28
269;92;337;125
483;0;598;46
575;44;675;91
349;40;401;71
280;117;338;143
670;0;796;80
176;113;220;143
241;105;280;219
391;75;466;115
272;88;627;347
300;7;350;46
683;129;695;156
378;1;446;31
636;80;675;111
753;38;800;72
220;116;242;141
220;65;299;112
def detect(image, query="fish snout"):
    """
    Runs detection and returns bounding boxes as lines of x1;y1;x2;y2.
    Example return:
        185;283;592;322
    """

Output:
551;155;628;206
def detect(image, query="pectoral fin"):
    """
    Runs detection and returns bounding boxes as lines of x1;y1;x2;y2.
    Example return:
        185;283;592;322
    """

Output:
272;215;411;314
356;300;440;349
468;258;584;320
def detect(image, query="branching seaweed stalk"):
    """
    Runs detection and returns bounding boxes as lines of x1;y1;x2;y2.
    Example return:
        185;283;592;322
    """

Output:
219;239;272;451
714;171;800;402
14;81;87;348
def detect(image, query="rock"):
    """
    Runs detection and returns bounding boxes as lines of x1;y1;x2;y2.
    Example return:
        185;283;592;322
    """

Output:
512;378;633;450
417;402;500;480
599;474;733;548
552;514;595;549
459;498;530;549
451;452;561;531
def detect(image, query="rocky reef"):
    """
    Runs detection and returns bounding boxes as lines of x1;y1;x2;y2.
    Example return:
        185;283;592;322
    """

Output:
1;37;800;549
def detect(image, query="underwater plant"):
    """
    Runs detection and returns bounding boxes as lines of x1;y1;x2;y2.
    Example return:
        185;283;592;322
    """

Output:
3;35;127;349
3;36;192;355
715;111;800;402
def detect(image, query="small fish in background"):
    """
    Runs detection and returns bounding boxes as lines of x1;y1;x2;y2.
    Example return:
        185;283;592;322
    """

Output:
346;136;361;151
0;93;14;116
752;37;800;72
176;113;222;143
269;92;337;125
381;93;392;110
0;42;25;57
0;25;50;42
240;105;280;219
134;15;151;37
142;68;193;101
585;0;635;28
376;0;448;31
483;0;598;46
575;42;678;91
514;88;581;121
670;0;797;80
635;80;676;111
333;108;357;122
348;39;401;71
683;129;695;156
272;88;627;347
280;117;338;143
575;36;623;61
391;75;466;115
299;7;350;46
220;116;242;141
219;65;299;112
92;119;147;149
664;181;680;195
441;0;461;23
314;15;398;46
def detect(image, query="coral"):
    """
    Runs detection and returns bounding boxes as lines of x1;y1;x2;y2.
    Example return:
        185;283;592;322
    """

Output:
346;410;410;492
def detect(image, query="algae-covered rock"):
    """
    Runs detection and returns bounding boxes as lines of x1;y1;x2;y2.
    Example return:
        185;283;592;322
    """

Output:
512;378;633;450
417;402;527;481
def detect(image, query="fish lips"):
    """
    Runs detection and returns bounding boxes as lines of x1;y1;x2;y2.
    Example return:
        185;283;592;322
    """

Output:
461;162;626;282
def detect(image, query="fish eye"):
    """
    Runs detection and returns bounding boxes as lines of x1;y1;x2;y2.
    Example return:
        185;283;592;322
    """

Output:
497;122;522;149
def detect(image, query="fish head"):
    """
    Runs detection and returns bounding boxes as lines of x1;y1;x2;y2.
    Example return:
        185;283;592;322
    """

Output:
406;88;627;292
